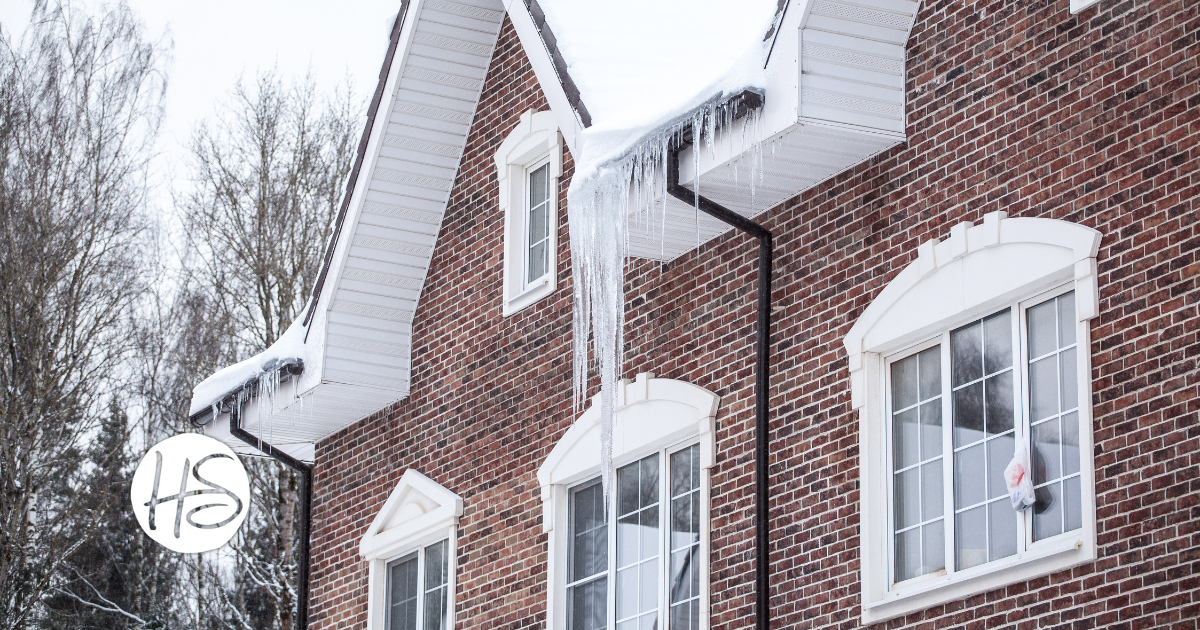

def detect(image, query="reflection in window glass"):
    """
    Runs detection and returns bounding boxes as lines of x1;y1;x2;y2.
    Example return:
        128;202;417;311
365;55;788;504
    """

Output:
890;346;944;582
527;163;551;284
568;481;608;630
616;455;659;630
669;445;701;630
387;554;420;630
1028;292;1082;540
951;309;1017;570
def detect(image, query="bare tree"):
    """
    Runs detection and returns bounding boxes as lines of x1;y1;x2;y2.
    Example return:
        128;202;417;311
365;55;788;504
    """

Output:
180;70;359;630
0;1;166;628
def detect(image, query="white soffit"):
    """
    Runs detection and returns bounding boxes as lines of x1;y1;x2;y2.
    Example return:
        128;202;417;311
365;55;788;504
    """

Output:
641;0;920;261
202;0;506;460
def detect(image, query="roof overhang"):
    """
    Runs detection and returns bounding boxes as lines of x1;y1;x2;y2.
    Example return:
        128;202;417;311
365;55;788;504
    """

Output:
189;0;922;459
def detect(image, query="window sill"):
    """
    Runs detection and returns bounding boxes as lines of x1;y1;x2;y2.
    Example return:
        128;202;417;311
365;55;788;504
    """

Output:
502;275;553;317
862;533;1095;624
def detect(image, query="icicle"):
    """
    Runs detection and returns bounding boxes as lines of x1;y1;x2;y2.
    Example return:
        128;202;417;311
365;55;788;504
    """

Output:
568;89;767;511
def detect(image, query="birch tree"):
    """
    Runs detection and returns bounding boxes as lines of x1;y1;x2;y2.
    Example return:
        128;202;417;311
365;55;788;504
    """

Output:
0;2;166;628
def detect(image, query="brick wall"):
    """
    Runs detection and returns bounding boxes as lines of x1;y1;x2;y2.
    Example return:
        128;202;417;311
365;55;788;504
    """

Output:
311;1;1199;629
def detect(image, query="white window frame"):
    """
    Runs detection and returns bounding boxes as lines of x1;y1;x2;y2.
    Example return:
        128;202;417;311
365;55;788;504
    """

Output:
538;374;720;630
360;469;463;630
1070;0;1104;14
844;211;1103;624
495;109;562;316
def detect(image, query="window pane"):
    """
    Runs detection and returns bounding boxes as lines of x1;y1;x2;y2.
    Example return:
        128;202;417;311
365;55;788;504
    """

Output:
951;322;983;387
1060;348;1078;412
983;309;1012;375
922;520;945;576
569;577;607;630
616;455;658;630
529;163;548;209
1064;476;1083;532
528;241;547;282
955;506;987;570
986;434;1015;500
1030;356;1059;421
1033;481;1063;541
1058;294;1076;347
984;372;1014;435
893;407;920;470
894;468;921;530
1028;299;1058;359
921;461;943;521
387;555;420;630
987;501;1017;560
954;443;985;509
1062;412;1080;476
891;354;918;410
953;382;984;448
1032;419;1062;485
920;401;942;460
894;527;922;582
670;445;702;625
918;347;941;400
422;540;449;630
571;482;607;582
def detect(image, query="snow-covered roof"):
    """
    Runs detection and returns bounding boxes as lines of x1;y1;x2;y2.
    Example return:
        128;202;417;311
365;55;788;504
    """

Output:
188;0;923;459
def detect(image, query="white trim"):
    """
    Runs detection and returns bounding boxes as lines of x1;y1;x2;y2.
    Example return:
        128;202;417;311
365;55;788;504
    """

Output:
361;469;463;630
845;213;1102;624
1070;0;1105;14
503;0;585;156
496;110;562;316
537;374;720;630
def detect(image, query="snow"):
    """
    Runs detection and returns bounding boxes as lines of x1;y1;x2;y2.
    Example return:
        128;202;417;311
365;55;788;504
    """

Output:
188;317;309;417
538;0;780;178
539;0;781;502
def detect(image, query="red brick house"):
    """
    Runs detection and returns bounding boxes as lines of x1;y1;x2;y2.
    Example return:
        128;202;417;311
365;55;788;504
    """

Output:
189;0;1199;629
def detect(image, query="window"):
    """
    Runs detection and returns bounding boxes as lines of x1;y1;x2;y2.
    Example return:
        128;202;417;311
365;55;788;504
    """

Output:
360;470;462;630
385;539;450;630
844;212;1102;623
495;109;561;315
565;445;703;630
539;374;720;630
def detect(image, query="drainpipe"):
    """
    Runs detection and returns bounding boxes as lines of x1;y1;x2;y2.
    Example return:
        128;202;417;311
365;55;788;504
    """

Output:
664;108;773;630
192;359;312;630
227;400;313;630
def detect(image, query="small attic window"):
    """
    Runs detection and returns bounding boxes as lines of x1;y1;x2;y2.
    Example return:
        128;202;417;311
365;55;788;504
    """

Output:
495;110;561;316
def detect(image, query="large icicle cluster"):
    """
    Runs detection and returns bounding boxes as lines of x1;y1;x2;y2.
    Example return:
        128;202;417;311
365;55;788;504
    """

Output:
568;95;764;504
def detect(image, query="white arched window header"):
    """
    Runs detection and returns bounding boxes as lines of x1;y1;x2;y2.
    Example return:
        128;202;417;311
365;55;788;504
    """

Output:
536;373;719;533
843;211;1102;410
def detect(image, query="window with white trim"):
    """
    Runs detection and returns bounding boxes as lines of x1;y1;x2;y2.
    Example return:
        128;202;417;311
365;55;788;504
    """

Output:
360;470;462;630
539;374;719;630
495;109;561;315
844;211;1102;624
384;539;450;630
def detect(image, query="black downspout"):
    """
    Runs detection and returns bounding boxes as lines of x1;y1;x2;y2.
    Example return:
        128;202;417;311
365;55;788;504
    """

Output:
666;142;773;630
229;403;314;630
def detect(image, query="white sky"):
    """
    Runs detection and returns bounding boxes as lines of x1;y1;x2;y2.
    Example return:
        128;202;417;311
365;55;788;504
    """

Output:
0;0;401;212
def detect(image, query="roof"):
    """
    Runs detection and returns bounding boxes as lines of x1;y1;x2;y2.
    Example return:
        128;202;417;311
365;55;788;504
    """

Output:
189;0;923;459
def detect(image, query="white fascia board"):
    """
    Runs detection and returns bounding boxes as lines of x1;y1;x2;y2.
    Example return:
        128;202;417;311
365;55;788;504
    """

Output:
504;0;585;157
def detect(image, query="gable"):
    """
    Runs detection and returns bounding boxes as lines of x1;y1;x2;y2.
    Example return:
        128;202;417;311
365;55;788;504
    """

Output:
359;469;463;560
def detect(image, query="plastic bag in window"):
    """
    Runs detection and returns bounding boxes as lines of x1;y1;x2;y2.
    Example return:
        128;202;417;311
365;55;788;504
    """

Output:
1005;445;1036;510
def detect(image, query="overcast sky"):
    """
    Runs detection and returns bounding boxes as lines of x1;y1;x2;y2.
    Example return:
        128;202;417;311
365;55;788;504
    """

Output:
0;0;400;212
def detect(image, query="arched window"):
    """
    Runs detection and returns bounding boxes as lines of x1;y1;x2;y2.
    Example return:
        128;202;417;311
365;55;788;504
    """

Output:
538;374;720;630
844;211;1102;623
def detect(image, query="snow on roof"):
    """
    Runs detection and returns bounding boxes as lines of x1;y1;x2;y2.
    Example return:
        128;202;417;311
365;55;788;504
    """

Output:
537;0;781;175
188;317;309;418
